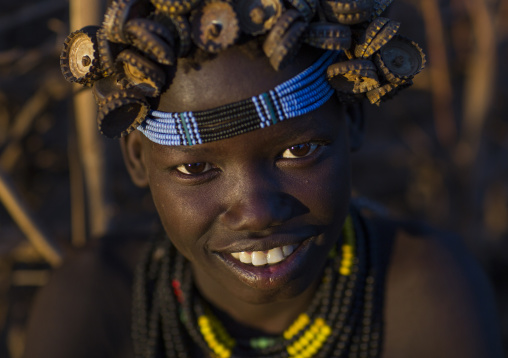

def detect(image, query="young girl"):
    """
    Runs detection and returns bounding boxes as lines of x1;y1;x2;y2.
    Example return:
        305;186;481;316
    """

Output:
23;0;504;357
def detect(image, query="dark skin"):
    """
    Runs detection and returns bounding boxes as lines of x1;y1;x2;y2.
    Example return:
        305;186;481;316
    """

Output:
22;45;504;358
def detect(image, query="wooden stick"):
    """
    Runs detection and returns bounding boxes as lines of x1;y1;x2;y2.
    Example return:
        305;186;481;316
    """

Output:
461;0;497;156
68;129;87;247
0;168;62;267
0;92;8;145
0;88;51;171
420;0;457;146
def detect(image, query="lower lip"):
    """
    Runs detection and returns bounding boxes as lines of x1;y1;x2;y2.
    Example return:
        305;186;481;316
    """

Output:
215;237;316;290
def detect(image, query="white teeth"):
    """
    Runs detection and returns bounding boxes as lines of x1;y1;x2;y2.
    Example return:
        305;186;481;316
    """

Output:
239;252;252;264
252;251;268;266
230;244;298;266
266;247;284;264
282;245;294;256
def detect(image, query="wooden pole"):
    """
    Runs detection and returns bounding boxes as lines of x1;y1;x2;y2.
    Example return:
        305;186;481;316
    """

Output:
461;0;497;155
69;0;113;240
420;0;456;146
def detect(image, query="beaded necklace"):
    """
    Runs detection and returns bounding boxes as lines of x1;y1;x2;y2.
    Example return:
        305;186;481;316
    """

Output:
137;50;340;146
132;208;386;358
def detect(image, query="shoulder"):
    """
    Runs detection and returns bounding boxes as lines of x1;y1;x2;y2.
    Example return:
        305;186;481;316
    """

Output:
371;216;504;358
23;233;150;358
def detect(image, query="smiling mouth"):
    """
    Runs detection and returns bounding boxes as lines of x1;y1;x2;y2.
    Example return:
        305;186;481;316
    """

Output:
230;244;299;266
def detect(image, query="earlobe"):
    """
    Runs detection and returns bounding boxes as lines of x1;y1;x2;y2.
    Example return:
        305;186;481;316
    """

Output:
345;102;365;152
120;131;149;188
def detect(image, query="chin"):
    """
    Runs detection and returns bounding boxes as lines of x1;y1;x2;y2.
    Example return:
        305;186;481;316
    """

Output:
234;284;310;305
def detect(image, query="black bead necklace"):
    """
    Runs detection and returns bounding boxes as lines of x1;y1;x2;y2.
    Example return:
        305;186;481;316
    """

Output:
132;208;386;358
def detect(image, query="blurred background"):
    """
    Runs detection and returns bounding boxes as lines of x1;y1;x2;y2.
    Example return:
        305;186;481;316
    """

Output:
0;0;506;357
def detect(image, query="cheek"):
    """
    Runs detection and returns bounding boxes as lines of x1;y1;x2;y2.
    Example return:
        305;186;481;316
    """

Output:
289;143;351;224
283;149;351;254
147;174;223;258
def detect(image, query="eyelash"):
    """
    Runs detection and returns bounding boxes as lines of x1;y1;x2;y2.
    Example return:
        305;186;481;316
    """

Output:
175;162;216;176
173;141;327;177
280;142;320;159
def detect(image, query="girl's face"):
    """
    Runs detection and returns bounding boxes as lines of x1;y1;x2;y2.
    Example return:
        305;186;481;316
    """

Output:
125;46;354;304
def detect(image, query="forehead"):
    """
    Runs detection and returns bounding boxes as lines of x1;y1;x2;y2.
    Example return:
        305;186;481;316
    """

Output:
157;45;323;113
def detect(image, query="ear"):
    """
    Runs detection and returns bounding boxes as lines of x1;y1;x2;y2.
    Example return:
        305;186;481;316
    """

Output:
345;102;365;152
120;131;149;187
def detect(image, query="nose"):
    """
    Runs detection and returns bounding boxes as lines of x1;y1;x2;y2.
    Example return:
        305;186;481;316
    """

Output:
219;168;295;233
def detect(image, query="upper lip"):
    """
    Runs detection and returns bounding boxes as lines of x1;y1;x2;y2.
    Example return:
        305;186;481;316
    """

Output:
211;226;321;253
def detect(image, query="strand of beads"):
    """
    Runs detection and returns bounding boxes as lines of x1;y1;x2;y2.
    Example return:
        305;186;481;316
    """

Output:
339;215;356;276
284;313;311;341
159;248;189;358
249;337;278;350
132;243;153;358
317;209;367;358
286;317;332;357
197;314;235;358
333;215;367;357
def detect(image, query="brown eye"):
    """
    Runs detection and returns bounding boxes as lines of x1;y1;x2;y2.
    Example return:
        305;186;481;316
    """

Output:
281;143;318;159
175;162;212;175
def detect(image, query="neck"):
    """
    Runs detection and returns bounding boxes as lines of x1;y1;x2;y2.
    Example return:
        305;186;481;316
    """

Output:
192;265;322;336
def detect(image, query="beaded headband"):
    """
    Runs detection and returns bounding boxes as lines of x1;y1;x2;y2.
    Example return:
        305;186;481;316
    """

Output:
59;0;426;140
138;50;337;146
